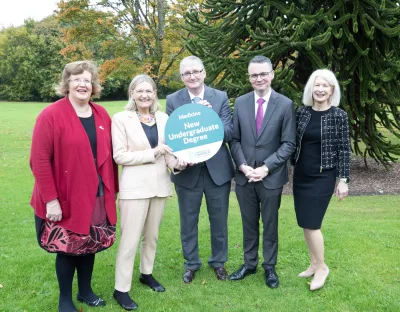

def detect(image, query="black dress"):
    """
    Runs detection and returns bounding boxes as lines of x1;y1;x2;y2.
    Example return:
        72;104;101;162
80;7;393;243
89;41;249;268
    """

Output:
293;108;336;229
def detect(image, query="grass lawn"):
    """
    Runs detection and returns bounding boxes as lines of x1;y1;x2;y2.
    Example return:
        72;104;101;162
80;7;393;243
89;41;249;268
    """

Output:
0;101;399;311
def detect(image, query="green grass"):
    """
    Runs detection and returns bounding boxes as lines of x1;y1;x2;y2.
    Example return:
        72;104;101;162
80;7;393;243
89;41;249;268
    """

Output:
0;101;399;312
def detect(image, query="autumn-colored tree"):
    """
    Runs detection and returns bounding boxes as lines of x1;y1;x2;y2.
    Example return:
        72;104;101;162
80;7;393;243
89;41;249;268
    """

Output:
185;0;400;166
58;0;202;94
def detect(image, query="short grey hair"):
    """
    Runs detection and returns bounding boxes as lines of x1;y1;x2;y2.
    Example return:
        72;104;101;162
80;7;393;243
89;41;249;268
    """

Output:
124;74;160;113
180;56;204;73
302;69;341;107
248;56;273;71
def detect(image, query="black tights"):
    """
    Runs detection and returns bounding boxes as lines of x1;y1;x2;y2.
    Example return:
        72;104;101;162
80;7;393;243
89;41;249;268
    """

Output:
55;253;97;310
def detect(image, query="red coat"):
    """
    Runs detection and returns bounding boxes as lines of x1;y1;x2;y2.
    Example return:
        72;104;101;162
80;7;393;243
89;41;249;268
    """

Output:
30;97;119;234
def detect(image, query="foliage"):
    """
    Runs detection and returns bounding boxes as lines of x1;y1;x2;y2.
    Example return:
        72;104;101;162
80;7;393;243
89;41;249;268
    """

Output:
0;18;66;102
57;0;202;92
185;0;400;167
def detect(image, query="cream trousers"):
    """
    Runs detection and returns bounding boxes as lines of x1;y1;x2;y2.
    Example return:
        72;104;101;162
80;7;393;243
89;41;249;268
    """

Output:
114;197;167;292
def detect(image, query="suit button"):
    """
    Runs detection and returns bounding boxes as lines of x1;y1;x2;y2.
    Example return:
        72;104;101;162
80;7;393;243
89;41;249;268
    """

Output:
256;147;260;150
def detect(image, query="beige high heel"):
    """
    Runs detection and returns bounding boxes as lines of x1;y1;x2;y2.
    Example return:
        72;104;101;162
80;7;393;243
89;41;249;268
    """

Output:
298;267;316;278
309;267;329;291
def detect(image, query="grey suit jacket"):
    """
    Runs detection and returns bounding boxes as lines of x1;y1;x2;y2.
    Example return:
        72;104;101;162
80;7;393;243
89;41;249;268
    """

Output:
230;89;296;189
166;85;234;188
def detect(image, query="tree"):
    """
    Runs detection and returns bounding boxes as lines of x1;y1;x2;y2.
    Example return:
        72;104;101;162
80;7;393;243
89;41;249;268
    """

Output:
184;0;400;166
0;18;66;101
58;0;202;94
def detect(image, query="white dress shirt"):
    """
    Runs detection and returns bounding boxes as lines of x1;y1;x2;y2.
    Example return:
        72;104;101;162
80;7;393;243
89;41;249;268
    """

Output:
254;88;272;119
188;87;205;102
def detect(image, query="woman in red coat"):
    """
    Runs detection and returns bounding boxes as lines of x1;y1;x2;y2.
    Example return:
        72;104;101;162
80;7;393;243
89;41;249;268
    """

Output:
30;61;118;312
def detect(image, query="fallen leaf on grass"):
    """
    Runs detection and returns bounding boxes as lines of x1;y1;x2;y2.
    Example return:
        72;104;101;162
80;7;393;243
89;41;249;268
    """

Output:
0;284;3;288
201;279;207;285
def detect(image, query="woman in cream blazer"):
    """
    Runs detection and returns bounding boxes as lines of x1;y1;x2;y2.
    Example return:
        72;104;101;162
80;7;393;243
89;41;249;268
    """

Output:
111;74;183;311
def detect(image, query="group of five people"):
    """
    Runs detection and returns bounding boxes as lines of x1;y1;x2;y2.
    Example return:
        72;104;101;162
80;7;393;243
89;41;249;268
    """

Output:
30;55;350;311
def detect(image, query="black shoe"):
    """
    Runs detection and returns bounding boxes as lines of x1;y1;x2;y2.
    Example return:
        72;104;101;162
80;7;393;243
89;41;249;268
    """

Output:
214;266;228;280
58;305;78;312
228;264;257;281
77;293;106;307
139;273;165;292
183;269;196;283
265;267;279;288
113;290;138;311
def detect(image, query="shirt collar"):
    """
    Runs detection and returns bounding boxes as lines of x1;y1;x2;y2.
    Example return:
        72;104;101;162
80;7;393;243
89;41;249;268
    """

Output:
188;86;205;101
254;88;272;104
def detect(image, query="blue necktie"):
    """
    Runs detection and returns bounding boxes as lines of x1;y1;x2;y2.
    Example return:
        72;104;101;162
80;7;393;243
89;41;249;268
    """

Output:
192;96;201;104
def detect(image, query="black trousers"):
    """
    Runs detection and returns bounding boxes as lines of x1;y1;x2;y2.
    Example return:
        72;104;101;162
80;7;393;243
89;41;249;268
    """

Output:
235;182;282;269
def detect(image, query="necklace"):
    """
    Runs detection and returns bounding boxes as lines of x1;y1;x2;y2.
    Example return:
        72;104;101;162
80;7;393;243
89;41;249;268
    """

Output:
137;112;155;123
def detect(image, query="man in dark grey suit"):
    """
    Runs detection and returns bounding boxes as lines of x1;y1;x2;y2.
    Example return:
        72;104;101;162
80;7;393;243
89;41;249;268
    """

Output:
229;56;296;288
166;56;234;283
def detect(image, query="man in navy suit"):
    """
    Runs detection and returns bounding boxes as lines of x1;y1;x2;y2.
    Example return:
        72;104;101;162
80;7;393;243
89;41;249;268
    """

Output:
229;56;296;288
166;56;234;283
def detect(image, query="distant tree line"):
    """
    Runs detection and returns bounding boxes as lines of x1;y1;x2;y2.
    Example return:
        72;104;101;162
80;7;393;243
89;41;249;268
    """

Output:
0;0;202;102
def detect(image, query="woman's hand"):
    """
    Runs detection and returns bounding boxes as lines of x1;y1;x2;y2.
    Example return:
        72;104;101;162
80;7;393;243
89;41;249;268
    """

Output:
336;181;349;200
153;144;173;158
46;199;62;222
174;157;187;170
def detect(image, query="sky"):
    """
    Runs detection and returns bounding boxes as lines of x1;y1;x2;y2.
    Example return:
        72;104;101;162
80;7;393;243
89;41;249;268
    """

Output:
0;0;59;28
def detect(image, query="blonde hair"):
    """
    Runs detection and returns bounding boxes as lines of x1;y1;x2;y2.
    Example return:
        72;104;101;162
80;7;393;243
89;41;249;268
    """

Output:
55;60;102;97
125;74;160;113
302;69;341;107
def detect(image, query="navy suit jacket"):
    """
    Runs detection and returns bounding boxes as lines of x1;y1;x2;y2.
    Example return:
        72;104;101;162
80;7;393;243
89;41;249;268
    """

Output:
166;85;234;188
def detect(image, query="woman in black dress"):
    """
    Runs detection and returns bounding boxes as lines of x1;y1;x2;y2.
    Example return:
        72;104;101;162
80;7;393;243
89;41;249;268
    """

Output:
292;69;350;291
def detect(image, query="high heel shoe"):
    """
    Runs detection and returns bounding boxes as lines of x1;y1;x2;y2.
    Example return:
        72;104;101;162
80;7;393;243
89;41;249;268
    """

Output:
298;267;316;278
309;267;329;291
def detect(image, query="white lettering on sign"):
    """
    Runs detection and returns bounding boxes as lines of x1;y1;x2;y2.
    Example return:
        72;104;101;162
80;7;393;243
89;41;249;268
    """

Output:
178;112;201;120
183;134;208;144
184;122;200;129
168;124;220;140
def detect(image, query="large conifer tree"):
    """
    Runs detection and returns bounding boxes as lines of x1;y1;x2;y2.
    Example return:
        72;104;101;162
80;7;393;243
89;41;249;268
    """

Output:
185;0;400;166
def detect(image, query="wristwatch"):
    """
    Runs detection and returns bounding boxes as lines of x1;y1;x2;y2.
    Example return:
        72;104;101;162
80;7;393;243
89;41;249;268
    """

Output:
263;166;269;173
340;178;349;184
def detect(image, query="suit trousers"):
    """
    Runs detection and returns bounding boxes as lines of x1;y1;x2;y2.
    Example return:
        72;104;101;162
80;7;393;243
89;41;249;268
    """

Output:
175;165;230;270
235;182;282;269
114;197;167;292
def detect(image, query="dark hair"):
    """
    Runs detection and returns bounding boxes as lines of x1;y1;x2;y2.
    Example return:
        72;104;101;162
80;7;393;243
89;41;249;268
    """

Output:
248;56;273;70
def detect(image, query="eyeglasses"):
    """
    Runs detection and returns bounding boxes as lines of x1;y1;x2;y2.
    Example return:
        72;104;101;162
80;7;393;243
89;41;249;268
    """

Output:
248;72;272;81
181;69;204;78
69;78;92;85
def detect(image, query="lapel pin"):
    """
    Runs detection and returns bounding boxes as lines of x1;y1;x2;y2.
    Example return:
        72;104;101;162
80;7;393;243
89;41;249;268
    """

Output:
99;126;104;130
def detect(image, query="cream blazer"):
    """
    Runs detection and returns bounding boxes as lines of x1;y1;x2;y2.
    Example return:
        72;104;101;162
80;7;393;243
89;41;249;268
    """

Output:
112;110;177;199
